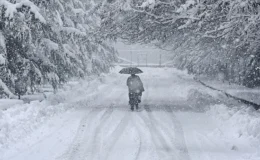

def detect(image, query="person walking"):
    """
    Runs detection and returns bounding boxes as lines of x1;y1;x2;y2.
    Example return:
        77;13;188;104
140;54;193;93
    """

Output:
119;67;144;111
127;74;144;111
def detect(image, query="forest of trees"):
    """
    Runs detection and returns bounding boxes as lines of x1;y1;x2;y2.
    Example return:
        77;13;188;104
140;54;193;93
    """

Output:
0;0;117;98
99;0;260;88
1;0;260;98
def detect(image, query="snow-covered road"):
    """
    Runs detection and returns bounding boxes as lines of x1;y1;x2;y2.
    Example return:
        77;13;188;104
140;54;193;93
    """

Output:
1;67;258;160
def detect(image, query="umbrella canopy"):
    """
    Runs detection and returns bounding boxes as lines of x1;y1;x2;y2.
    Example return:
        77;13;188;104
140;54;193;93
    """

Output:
119;67;143;74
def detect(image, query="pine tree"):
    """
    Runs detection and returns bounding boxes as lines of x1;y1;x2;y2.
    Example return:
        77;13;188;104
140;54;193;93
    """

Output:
0;0;117;97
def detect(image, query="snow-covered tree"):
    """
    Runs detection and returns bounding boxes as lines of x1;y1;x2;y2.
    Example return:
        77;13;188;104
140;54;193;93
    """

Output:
0;0;117;97
99;0;260;87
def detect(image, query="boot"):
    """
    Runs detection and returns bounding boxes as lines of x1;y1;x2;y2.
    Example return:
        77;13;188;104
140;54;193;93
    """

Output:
131;105;134;111
136;104;139;110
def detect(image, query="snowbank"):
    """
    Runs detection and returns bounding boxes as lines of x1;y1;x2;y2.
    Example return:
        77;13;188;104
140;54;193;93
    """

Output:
0;72;120;152
207;105;260;142
187;88;222;111
0;99;23;110
206;104;260;156
0;101;66;150
198;77;260;105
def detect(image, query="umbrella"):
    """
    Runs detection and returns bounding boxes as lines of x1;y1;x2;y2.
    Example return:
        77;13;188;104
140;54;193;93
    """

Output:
119;67;143;74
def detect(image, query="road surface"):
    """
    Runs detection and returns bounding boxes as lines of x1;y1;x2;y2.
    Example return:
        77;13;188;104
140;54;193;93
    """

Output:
2;67;256;160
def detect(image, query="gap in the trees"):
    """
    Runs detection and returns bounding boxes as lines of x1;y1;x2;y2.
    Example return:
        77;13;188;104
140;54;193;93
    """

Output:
114;41;171;67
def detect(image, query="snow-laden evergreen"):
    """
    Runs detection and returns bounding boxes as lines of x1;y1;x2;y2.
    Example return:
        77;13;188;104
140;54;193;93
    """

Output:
99;0;260;87
0;0;117;98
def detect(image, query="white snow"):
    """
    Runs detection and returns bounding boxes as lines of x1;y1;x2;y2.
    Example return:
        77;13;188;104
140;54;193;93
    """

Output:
176;104;260;160
55;10;63;26
0;54;5;65
0;99;23;110
0;0;46;23
0;31;6;53
0;66;259;160
46;72;59;81
207;105;260;147
73;8;85;15
41;38;59;51
198;77;260;105
140;0;155;8
61;27;87;36
0;31;6;65
0;79;15;98
177;0;195;13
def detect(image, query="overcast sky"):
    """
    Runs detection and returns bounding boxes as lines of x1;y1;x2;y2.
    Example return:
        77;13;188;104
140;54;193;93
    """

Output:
113;42;171;64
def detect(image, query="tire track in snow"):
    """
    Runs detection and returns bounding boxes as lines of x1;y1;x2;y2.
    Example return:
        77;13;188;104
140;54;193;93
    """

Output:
144;105;178;155
61;108;106;160
136;108;174;160
142;73;182;159
133;129;142;160
61;85;127;160
100;88;132;160
73;108;109;160
131;113;153;160
84;106;115;160
91;89;128;160
90;91;126;160
57;108;94;160
164;105;191;160
144;105;175;139
101;111;131;160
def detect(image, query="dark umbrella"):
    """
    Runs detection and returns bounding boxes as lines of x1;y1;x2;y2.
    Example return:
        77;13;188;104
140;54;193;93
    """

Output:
119;67;143;74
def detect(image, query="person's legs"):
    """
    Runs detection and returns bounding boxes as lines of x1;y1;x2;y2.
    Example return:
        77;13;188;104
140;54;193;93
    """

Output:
129;93;135;111
138;92;142;103
132;93;139;110
129;92;141;111
135;103;138;110
131;105;134;111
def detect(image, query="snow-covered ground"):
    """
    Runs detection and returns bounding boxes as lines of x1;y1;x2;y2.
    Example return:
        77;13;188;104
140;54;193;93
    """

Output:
1;67;259;160
198;77;260;105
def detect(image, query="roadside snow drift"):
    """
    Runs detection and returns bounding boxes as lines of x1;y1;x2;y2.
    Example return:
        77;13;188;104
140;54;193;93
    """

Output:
1;66;259;160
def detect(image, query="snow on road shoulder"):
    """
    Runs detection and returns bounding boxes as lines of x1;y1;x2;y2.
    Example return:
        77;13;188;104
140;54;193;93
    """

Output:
207;105;260;153
176;102;260;160
178;103;260;160
198;76;260;105
0;99;23;110
175;71;260;160
191;83;260;155
0;70;123;157
2;66;259;160
2;110;85;160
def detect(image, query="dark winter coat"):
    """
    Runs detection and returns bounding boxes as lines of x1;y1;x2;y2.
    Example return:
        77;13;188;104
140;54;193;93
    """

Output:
127;75;144;93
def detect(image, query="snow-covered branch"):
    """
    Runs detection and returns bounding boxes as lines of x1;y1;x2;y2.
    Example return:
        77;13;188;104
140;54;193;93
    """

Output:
0;0;46;23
